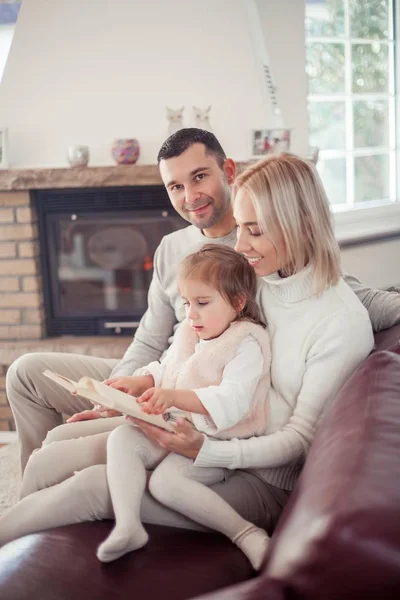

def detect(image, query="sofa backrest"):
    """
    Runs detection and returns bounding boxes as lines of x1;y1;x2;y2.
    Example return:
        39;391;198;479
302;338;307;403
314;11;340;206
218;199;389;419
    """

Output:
258;331;400;599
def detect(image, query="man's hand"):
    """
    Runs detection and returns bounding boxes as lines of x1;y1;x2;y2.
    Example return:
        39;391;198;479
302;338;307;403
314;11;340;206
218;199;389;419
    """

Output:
137;388;176;414
126;416;205;460
66;405;121;423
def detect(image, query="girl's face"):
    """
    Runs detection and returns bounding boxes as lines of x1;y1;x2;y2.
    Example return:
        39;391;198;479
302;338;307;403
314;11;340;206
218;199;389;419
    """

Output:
179;278;238;340
233;189;281;277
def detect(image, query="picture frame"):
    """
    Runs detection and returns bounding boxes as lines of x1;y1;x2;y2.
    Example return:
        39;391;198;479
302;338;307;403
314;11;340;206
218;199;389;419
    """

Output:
0;128;9;169
252;128;291;158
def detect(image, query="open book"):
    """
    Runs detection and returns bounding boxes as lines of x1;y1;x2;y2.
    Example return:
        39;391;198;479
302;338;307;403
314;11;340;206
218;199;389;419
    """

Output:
43;370;178;432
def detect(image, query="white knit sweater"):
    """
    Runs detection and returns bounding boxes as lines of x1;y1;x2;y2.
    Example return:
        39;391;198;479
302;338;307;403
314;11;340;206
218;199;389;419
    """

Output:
195;266;375;490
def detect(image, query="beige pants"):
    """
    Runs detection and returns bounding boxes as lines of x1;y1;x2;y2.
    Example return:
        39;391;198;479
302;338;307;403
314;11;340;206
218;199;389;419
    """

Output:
4;351;290;538
95;425;271;566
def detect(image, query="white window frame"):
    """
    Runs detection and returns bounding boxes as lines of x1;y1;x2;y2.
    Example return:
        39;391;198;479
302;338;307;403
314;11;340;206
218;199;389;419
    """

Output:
306;0;400;244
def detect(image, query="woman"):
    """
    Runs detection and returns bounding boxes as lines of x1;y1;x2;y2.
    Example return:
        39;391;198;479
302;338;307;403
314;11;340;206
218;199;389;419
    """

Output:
0;154;374;547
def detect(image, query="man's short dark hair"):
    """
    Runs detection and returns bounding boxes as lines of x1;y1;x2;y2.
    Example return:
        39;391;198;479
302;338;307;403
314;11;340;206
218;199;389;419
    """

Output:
157;128;227;167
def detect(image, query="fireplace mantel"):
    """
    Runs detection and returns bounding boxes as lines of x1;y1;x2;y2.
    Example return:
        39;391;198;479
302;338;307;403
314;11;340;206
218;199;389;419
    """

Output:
0;165;163;191
0;161;251;191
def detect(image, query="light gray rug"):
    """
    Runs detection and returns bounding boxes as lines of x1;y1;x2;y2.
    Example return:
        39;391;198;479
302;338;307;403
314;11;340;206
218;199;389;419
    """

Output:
0;442;21;516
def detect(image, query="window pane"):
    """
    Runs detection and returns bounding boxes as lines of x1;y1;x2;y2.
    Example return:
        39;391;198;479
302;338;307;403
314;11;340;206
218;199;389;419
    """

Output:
352;43;388;93
355;155;390;202
349;0;389;39
305;0;345;37
308;101;346;150
0;3;21;25
353;100;389;147
307;43;345;94
0;3;21;83
318;158;347;205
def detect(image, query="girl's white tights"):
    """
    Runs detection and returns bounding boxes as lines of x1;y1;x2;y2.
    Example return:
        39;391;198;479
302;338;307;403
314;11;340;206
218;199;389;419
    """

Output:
98;425;269;569
96;424;167;562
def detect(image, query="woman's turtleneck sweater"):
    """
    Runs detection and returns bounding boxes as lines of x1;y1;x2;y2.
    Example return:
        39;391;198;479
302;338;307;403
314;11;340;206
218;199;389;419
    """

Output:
195;266;374;490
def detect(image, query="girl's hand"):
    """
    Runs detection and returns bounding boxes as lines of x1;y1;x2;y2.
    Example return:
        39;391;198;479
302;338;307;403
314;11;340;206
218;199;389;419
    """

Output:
126;416;205;459
66;375;154;422
138;388;175;414
104;375;153;397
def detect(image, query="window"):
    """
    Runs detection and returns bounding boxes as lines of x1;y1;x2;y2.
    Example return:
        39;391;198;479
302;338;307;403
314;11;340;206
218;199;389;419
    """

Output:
305;0;396;214
0;2;21;83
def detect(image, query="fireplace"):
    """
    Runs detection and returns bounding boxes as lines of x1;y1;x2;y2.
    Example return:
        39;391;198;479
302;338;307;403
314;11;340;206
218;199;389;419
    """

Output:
33;186;186;336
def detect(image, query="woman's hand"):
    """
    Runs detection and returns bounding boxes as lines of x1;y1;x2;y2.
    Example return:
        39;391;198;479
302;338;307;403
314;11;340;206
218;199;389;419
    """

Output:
104;375;153;397
126;416;205;460
137;388;176;414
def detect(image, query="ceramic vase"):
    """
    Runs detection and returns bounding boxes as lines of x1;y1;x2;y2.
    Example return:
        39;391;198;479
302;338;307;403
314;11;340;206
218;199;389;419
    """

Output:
67;145;90;167
111;139;140;165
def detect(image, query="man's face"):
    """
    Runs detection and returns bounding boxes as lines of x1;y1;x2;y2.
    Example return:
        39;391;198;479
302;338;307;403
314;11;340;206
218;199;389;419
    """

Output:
159;143;234;231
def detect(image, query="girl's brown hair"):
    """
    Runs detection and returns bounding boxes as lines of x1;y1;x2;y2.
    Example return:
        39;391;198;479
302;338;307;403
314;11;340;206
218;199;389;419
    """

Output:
179;244;266;328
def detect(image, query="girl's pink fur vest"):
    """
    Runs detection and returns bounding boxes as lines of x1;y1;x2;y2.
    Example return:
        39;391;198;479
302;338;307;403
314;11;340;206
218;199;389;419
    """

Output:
161;319;271;440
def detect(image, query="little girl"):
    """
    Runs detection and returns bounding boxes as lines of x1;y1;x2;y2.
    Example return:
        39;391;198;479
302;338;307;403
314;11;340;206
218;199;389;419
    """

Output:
96;244;271;569
0;244;272;570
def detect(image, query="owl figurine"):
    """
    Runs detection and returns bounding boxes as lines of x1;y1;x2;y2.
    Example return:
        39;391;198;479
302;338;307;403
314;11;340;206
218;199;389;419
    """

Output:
166;106;184;136
193;105;212;132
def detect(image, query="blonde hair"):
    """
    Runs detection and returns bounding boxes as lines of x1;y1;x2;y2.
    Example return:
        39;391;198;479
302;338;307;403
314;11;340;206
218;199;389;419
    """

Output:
233;153;341;293
179;244;266;328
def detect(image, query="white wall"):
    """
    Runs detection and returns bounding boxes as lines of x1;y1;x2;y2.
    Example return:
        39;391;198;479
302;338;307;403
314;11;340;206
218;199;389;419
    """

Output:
341;238;400;289
0;0;309;168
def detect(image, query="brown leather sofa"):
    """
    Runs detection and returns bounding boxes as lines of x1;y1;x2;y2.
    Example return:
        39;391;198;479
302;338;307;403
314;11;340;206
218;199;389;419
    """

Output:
0;324;399;600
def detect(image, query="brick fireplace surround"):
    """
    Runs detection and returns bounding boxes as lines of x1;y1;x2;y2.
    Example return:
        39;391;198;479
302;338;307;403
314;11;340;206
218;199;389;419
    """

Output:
0;164;167;432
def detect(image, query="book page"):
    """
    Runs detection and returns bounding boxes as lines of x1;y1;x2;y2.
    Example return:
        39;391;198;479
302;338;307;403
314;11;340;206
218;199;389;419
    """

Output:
80;377;178;432
43;370;78;394
43;370;177;432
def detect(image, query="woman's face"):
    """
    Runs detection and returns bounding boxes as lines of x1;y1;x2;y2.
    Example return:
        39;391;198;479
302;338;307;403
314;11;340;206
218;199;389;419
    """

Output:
233;189;281;277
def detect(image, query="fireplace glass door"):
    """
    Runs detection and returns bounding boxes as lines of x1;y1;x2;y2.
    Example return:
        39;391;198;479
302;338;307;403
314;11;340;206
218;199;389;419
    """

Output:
42;208;187;335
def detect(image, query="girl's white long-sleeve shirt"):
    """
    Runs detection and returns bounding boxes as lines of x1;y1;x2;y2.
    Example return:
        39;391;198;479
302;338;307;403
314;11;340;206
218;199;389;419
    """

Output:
137;334;264;435
194;267;374;490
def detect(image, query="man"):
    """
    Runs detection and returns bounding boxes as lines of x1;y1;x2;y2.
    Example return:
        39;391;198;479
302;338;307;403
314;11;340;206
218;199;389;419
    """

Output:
7;128;400;529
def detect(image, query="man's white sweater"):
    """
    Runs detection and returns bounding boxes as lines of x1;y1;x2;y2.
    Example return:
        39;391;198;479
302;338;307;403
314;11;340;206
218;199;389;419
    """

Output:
195;266;375;490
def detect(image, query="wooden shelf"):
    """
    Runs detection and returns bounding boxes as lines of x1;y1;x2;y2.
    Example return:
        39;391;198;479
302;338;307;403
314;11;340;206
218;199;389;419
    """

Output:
0;164;163;191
